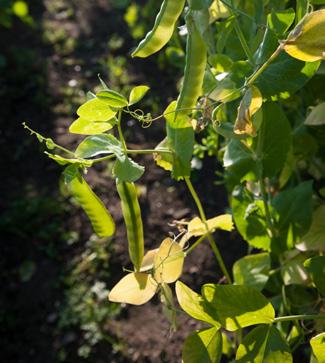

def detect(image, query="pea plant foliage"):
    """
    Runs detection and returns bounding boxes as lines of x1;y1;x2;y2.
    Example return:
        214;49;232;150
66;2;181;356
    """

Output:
26;0;325;362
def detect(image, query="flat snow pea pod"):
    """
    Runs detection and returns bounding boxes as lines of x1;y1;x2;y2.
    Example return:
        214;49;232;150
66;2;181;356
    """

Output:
116;180;144;271
132;0;186;58
175;15;207;123
64;165;115;238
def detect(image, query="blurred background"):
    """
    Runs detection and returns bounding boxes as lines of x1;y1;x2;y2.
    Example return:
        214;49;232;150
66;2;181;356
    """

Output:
0;1;244;362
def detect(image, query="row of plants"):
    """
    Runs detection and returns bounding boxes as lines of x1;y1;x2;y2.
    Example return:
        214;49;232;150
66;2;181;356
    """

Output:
26;0;325;362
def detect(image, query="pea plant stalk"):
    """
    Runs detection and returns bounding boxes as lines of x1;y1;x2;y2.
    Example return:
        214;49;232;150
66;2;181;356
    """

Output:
25;1;325;362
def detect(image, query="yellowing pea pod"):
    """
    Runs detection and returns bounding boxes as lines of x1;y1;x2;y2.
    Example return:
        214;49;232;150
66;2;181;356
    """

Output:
116;180;144;272
132;0;186;58
283;9;325;62
174;14;207;124
64;165;115;238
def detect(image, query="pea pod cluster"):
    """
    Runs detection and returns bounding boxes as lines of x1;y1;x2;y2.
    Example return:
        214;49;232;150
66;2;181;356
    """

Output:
64;165;115;238
132;0;186;58
116;180;144;271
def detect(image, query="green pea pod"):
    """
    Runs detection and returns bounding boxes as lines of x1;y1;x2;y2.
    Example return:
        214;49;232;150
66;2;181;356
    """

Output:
64;165;115;238
175;15;207;121
132;0;186;58
116;180;144;271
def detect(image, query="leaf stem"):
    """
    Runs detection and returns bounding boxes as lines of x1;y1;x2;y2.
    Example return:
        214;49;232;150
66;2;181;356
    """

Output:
184;177;232;284
274;314;325;323
117;110;127;152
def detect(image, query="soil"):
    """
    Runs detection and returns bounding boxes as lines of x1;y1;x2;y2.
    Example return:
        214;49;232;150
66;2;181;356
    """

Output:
0;1;246;362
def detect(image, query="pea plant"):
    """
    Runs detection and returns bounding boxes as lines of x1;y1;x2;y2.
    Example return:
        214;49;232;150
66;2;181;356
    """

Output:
25;0;325;361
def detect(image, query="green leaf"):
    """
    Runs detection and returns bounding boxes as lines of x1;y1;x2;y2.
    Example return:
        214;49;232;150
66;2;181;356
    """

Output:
128;85;150;106
233;253;271;291
45;152;93;167
268;8;296;36
297;205;325;252
153;138;173;171
96;89;128;108
208;78;240;103
113;156;145;182
69;117;116;135
272;181;313;249
283;284;319;315
75;134;122;158
202;284;275;331
257;102;292;178
255;52;320;100
77;98;117;121
231;187;271;251
236;325;293;363
304;256;325;296
182;327;222;363
175;281;221;327
310;333;325;363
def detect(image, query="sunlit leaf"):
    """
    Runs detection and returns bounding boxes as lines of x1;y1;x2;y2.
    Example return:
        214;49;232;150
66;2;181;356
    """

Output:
108;272;157;305
310;333;325;363
202;284;275;331
233;253;271;291
182;327;222;363
129;85;150;106
46;152;92;167
176;281;221;327
140;248;159;272
153;238;185;284
113;155;145;182
69;117;116;135
284;10;325;62
77;98;117;121
96;89;128;108
75;134;122;158
304;256;325;295
236;325;293;363
153;138;173;171
187;215;233;237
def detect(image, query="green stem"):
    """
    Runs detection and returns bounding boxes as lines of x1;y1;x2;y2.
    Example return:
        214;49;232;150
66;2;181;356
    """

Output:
117;110;127;152
246;44;283;86
184;177;232;284
185;234;207;255
274;314;325;323
260;177;275;238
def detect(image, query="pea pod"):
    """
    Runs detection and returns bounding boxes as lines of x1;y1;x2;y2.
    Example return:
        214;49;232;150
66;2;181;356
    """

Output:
132;0;186;58
175;15;207;122
116;180;144;271
64;165;115;238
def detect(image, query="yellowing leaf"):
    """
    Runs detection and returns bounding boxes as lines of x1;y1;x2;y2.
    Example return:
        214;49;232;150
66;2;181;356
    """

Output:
284;9;325;62
234;86;263;137
153;238;185;284
77;98;117;121
108;272;157;305
188;215;234;237
153;138;173;171
209;0;230;21
69;117;116;135
140;248;159;272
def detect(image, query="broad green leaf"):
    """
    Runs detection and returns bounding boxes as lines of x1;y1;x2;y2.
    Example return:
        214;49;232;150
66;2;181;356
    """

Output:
182;327;222;363
311;333;325;363
69;117;116;135
108;272;157;305
258;102;291;178
77;98;117;121
209;54;233;73
297;205;325;252
202;284;275;331
272;181;313;249
187;0;211;10
281;253;309;285
233;253;271;291
75;134;122;158
231;187;271;251
236;325;293;363
128;85;150;106
113;156;145;183
268;8;296;36
209;78;240;103
304;256;325;295
153;238;185;284
46;152;92;167
305;103;325;125
234;86;263;137
96;89;128;108
175;281;221;327
283;284;319;315
255;52;320;100
284;10;325;62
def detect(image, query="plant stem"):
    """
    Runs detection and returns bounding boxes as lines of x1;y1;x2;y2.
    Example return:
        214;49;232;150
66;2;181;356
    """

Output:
117;110;127;152
246;44;283;86
260;177;276;238
184;177;232;284
274;314;325;323
184;235;207;255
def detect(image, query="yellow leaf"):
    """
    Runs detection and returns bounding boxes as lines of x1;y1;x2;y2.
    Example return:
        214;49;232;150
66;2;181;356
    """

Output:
140;248;159;272
108;272;157;305
284;9;325;62
234;86;263;137
188;215;234;237
153;238;185;284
